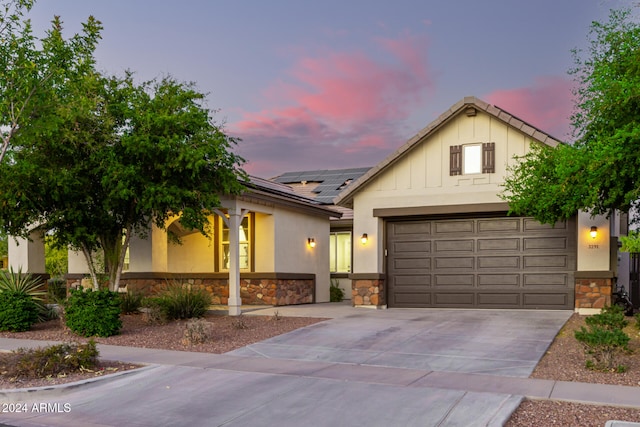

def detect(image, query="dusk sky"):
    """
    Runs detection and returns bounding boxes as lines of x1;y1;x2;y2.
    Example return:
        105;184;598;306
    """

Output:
28;1;631;178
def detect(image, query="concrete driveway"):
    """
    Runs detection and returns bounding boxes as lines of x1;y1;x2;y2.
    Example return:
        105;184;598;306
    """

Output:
0;306;572;427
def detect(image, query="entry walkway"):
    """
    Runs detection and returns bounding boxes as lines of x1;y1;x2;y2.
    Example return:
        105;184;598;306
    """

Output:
0;304;639;426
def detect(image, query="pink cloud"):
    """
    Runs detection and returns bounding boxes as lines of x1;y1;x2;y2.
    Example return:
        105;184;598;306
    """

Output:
485;76;575;141
231;33;433;178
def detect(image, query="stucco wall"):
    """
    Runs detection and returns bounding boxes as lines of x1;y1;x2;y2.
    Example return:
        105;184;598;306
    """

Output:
577;211;610;272
273;207;330;302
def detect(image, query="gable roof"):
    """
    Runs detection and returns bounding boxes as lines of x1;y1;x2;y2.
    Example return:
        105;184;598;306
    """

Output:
272;167;371;204
333;96;563;208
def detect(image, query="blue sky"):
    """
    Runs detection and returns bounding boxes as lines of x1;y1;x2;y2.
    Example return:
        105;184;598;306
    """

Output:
28;0;630;178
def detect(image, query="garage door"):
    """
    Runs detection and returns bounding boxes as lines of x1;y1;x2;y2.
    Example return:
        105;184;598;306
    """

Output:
386;215;576;309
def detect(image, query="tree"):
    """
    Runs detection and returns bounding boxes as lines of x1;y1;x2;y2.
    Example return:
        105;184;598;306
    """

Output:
0;0;102;164
502;9;640;224
0;71;246;291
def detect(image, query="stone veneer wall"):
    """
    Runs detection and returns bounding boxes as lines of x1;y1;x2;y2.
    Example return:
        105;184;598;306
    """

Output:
351;274;386;308
574;277;612;310
66;274;315;306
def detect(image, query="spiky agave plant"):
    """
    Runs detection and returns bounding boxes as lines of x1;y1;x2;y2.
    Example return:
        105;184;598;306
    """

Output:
0;267;48;319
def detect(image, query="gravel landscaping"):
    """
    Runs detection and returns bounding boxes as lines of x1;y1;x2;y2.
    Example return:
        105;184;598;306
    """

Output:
1;310;640;426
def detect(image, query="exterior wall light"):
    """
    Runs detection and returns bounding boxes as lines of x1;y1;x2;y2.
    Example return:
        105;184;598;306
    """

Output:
590;226;598;239
360;233;368;244
307;238;316;248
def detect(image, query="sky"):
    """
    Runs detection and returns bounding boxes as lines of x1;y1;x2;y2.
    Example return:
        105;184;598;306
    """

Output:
26;0;632;179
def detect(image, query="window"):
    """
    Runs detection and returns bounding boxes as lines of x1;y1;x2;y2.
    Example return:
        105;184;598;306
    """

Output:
221;215;251;270
329;231;351;273
450;142;495;176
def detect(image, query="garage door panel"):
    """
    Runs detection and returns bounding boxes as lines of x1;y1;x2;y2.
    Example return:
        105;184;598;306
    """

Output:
524;256;568;268
523;293;569;307
434;220;474;234
434;239;474;252
523;274;569;286
477;293;520;306
393;258;430;271
387;216;576;309
434;274;474;286
478;238;520;251
393;275;431;286
433;293;475;306
392;222;431;235
478;274;520;287
393;292;431;305
478;218;520;233
524;237;569;250
393;241;431;253
434;257;474;269
477;256;520;269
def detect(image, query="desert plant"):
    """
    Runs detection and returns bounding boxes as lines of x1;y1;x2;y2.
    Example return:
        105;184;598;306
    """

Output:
575;305;631;371
635;312;640;329
152;281;212;320
46;278;68;304
330;279;344;302
181;318;212;345
0;267;47;317
65;289;122;337
0;291;39;332
0;340;98;379
232;315;248;330
119;291;144;314
140;297;169;325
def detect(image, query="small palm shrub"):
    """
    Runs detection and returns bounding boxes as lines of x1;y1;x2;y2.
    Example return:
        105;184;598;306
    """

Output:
0;267;47;320
65;289;122;337
0;291;39;332
575;305;630;371
147;281;211;320
0;340;98;379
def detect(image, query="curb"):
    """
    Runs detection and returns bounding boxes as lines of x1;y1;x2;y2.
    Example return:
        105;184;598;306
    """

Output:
0;364;157;403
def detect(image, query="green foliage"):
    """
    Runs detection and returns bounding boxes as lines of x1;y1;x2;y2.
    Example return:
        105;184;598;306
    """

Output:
46;278;67;304
145;282;212;321
502;9;640;224
620;230;640;253
635;312;640;329
65;289;122;337
330;279;345;302
119;290;143;314
0;231;7;259
0;291;39;331
45;237;68;279
574;306;631;371
0;340;98;379
0;267;47;319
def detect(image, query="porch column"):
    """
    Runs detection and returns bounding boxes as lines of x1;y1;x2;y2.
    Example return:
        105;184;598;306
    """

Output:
216;207;250;316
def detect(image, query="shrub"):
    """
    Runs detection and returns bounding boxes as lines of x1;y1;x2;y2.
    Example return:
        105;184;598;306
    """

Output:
65;289;122;337
0;340;98;379
140;297;168;325
0;291;39;332
635;312;640;330
575;305;631;371
330;279;344;302
0;267;47;319
181;318;212;345
46;278;68;304
151;281;211;320
119;291;143;314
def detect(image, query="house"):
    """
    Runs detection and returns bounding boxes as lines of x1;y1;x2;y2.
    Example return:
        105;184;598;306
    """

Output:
10;176;341;313
334;96;622;313
272;168;371;300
